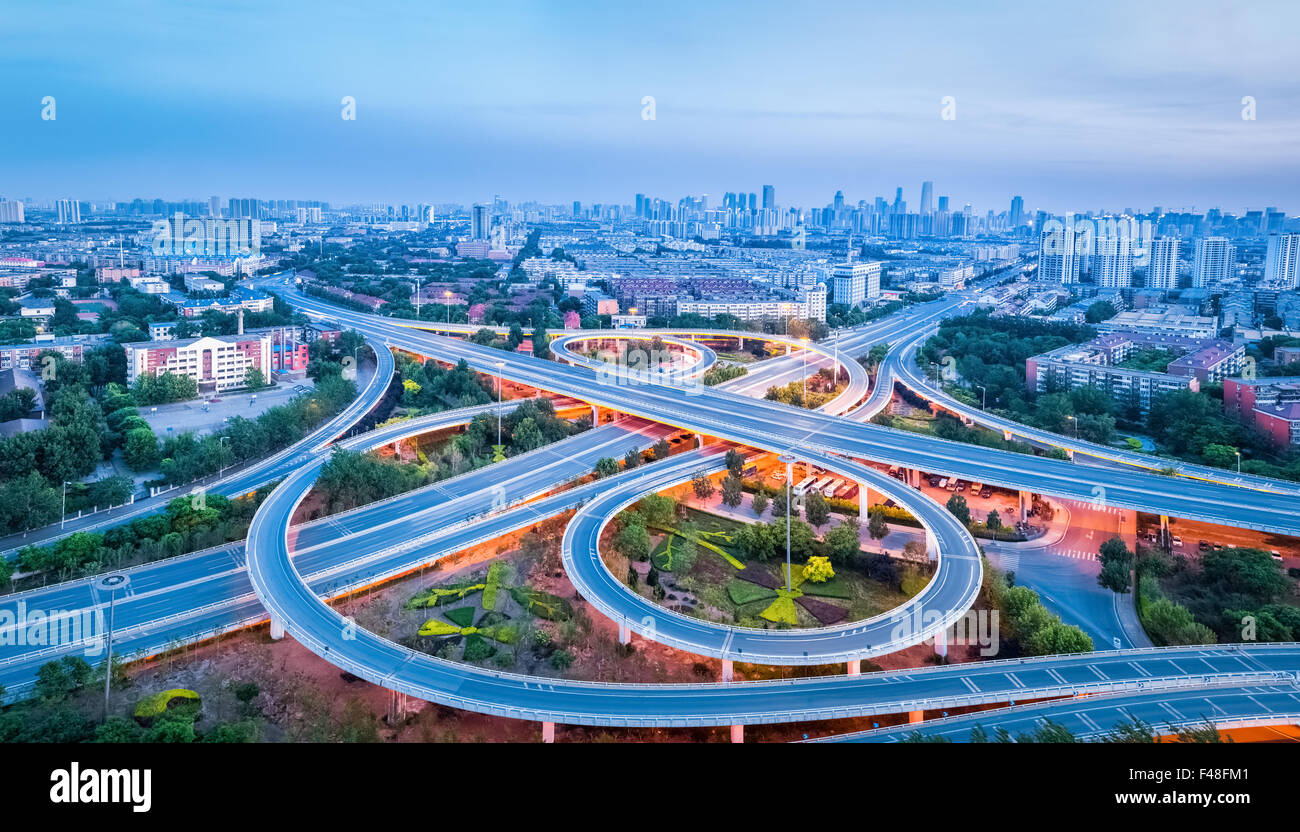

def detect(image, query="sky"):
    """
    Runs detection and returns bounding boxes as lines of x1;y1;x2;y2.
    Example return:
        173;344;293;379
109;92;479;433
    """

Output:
2;0;1298;215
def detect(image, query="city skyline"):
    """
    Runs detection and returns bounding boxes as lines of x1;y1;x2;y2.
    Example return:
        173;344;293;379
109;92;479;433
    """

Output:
3;0;1299;212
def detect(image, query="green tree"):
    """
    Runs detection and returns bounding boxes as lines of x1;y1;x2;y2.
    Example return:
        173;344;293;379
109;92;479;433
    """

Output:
825;518;861;564
123;426;160;471
945;494;970;525
720;474;744;508
751;491;768;516
802;556;834;583
691;470;715;500
804;490;830;528
593;457;619;479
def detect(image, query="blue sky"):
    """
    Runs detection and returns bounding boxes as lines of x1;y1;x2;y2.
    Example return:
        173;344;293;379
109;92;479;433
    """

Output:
2;0;1298;213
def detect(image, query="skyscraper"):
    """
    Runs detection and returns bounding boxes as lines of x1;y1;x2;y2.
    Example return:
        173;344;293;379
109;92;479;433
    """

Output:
471;204;491;240
1092;223;1134;289
1192;237;1236;287
831;261;881;306
1146;237;1179;290
1010;196;1024;228
56;198;81;224
1038;222;1082;284
761;185;775;210
920;181;933;215
1264;232;1300;289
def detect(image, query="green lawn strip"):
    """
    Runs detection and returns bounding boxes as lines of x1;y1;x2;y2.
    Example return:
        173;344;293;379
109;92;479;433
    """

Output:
650;536;677;571
802;576;852;599
444;605;476;627
134;689;200;720
406;582;484;609
417;619;464;637
781;563;808;590
482;562;511;611
760;594;800;625
509;586;574;621
649;524;745;570
727;579;778;606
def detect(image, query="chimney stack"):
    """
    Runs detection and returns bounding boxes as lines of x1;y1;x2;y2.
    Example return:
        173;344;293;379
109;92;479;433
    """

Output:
237;308;244;335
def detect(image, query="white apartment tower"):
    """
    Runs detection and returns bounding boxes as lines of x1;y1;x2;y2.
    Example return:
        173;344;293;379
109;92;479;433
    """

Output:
1192;237;1235;287
1146;237;1179;290
1037;224;1082;284
1264;232;1300;289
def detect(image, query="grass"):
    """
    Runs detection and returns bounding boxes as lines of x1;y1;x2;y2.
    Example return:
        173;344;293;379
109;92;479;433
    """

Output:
417;619;463;637
444;606;476;627
134;689;200;720
727;579;777;606
759;595;800;625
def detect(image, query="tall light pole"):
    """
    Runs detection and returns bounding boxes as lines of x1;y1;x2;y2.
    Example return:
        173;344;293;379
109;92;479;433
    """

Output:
61;480;72;529
778;452;797;592
219;435;229;476
800;337;809;403
444;290;453;324
493;360;505;462
414;277;422;318
1067;414;1078;439
95;573;130;720
1236;450;1241;474
976;384;986;410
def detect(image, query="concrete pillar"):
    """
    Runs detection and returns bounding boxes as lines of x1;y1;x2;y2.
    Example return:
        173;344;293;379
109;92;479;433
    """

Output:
731;724;744;743
908;710;924;724
1002;428;1013;442
785;344;791;356
1159;515;1169;532
1019;490;1031;524
1066;449;1075;461
925;529;939;560
721;659;734;683
269;616;285;641
934;626;948;658
618;622;631;645
541;721;555;743
590;404;600;424
847;659;861;676
858;484;871;520
693;433;703;449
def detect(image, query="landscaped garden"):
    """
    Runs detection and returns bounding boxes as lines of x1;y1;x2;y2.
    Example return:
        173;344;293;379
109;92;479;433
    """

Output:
607;495;931;630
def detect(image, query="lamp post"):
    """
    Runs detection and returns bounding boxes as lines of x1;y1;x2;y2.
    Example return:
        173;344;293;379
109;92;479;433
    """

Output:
778;452;797;592
219;436;229;476
61;480;72;530
494;360;505;462
1236;450;1241;474
976;384;986;410
95;573;130;720
444;290;453;324
800;337;809;402
414;277;422;318
1067;414;1078;439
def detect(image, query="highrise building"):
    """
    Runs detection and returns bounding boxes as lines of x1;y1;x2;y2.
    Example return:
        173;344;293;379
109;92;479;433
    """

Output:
471;204;491;240
831;261;882;306
920;181;933;215
0;200;24;223
761;185;775;210
1010;196;1024;228
1038;222;1082;284
1146;237;1179;290
1192;237;1236;287
1264;232;1300;289
56;199;81;224
1092;226;1134;289
209;195;221;218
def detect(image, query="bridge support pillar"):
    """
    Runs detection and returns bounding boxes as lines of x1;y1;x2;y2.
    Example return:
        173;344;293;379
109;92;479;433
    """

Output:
730;724;744;743
618;622;631;645
1066;448;1075;461
934;627;948;658
858;485;871;520
785;344;791;356
590;404;600;425
1003;428;1013;442
1019;490;1031;524
541;721;555;743
908;710;923;724
847;659;861;676
269;616;285;641
721;659;734;683
694;433;704;449
925;529;939;561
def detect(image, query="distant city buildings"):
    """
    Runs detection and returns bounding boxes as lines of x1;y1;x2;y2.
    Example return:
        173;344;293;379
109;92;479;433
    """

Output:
1192;237;1236;288
830;261;882;306
0;200;24;223
1146;237;1179;290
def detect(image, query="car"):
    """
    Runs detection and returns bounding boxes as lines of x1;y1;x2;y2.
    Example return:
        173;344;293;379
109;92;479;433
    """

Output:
979;487;992;498
1171;536;1183;547
1198;540;1210;551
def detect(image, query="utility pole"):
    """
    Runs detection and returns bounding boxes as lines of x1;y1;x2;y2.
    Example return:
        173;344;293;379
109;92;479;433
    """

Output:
778;452;797;591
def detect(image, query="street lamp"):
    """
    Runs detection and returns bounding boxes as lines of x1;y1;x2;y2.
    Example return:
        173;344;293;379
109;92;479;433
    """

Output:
444;290;453;324
493;360;505;462
414;277;422;318
778;452;797;592
1067;414;1078;439
219;435;229;477
800;337;809;402
61;480;72;530
976;384;986;411
1236;450;1241;474
95;573;130;720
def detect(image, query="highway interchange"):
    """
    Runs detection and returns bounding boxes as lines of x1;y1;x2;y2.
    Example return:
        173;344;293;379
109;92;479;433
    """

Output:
5;272;1299;741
